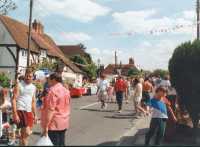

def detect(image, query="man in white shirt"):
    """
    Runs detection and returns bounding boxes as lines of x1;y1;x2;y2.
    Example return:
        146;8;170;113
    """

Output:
12;68;36;146
97;74;109;110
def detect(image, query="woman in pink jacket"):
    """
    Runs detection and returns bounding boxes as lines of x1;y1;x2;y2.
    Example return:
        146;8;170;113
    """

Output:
41;73;70;146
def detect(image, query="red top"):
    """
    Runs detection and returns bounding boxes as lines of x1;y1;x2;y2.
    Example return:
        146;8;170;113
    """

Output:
114;79;127;92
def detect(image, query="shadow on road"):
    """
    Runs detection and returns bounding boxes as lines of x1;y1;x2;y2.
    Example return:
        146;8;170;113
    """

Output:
81;108;116;113
104;115;137;119
97;141;117;146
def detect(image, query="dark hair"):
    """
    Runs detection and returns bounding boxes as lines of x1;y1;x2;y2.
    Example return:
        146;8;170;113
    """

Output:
49;73;62;83
133;78;140;87
144;77;149;82
100;74;106;79
155;86;167;93
25;67;33;75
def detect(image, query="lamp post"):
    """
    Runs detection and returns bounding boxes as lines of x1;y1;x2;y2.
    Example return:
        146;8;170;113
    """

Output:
97;58;100;77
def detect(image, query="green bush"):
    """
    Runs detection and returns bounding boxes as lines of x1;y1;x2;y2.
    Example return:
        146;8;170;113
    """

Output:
0;72;10;88
127;68;141;77
152;69;169;79
169;40;200;128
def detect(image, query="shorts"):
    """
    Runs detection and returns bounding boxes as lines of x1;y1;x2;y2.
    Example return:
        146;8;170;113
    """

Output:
142;91;151;103
16;110;34;129
98;91;107;101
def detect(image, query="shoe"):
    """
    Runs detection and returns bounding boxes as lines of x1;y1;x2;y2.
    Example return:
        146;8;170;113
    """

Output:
118;110;122;113
104;104;108;109
8;140;16;146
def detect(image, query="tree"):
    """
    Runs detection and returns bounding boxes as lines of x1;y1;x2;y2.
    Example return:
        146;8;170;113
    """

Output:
0;72;10;88
0;0;16;15
78;43;86;50
83;63;97;79
152;69;169;79
127;68;141;77
169;40;200;129
70;55;87;65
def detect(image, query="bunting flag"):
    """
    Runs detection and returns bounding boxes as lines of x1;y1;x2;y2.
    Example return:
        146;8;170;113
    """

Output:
110;22;197;37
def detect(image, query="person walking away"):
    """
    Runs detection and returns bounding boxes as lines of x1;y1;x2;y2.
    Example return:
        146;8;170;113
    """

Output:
125;78;131;104
96;74;109;110
41;73;70;146
145;86;177;145
12;69;37;146
132;78;147;117
114;76;127;113
142;77;153;114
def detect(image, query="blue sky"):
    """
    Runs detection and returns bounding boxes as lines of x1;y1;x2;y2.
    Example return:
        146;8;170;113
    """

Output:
8;0;197;70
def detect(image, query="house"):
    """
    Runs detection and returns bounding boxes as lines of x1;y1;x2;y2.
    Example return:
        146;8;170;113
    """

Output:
59;45;86;58
103;58;138;78
0;15;83;85
59;45;94;79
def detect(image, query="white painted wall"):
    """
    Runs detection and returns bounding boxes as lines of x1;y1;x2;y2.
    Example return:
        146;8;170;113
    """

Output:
0;20;17;80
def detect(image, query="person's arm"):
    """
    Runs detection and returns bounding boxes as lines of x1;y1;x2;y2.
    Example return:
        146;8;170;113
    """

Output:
12;83;20;123
167;105;177;122
42;91;56;136
32;95;36;122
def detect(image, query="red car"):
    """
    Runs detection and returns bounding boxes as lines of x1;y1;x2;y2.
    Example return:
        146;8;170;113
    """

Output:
70;87;87;97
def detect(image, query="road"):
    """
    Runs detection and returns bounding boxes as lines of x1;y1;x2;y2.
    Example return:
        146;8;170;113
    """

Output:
29;95;145;146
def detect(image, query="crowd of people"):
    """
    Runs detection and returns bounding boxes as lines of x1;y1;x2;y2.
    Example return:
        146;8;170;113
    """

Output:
0;68;70;146
0;69;179;146
96;74;178;145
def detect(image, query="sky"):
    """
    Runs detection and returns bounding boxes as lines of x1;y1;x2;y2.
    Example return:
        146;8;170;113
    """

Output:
8;0;197;71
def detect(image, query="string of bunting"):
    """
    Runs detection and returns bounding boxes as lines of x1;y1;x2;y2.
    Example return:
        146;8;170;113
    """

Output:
110;22;199;37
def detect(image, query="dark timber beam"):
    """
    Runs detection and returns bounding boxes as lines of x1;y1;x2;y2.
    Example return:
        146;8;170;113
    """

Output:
0;44;17;47
6;46;17;64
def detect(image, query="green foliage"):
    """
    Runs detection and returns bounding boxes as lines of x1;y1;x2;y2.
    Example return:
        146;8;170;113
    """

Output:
152;69;169;79
0;72;10;88
70;55;87;65
0;0;17;15
83;63;97;79
168;40;200;128
32;58;58;72
33;81;43;91
127;68;141;77
83;53;93;64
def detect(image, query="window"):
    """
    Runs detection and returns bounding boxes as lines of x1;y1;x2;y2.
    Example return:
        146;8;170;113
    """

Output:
21;49;27;57
40;49;47;57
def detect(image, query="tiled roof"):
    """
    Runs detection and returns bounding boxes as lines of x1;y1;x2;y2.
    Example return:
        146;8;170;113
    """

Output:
0;15;83;74
103;64;136;76
59;45;86;57
0;15;39;53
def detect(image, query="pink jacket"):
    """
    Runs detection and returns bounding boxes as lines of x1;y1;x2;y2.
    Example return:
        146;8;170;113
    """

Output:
41;83;71;131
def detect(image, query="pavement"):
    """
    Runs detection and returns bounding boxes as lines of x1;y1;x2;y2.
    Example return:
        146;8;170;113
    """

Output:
29;95;150;146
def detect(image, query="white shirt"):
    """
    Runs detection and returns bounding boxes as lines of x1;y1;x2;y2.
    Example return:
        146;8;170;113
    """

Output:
151;107;168;118
98;80;109;92
16;81;36;112
159;80;171;88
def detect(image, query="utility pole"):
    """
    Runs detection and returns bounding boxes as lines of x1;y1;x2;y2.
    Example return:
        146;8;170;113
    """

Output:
197;0;200;40
27;0;33;67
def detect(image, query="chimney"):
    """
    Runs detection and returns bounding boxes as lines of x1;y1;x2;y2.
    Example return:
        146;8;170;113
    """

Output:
129;57;134;65
32;19;44;34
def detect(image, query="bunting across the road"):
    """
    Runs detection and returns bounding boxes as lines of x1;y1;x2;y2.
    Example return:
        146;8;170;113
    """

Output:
110;22;198;37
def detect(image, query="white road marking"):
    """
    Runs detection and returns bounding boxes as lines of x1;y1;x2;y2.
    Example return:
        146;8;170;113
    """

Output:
79;102;100;110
